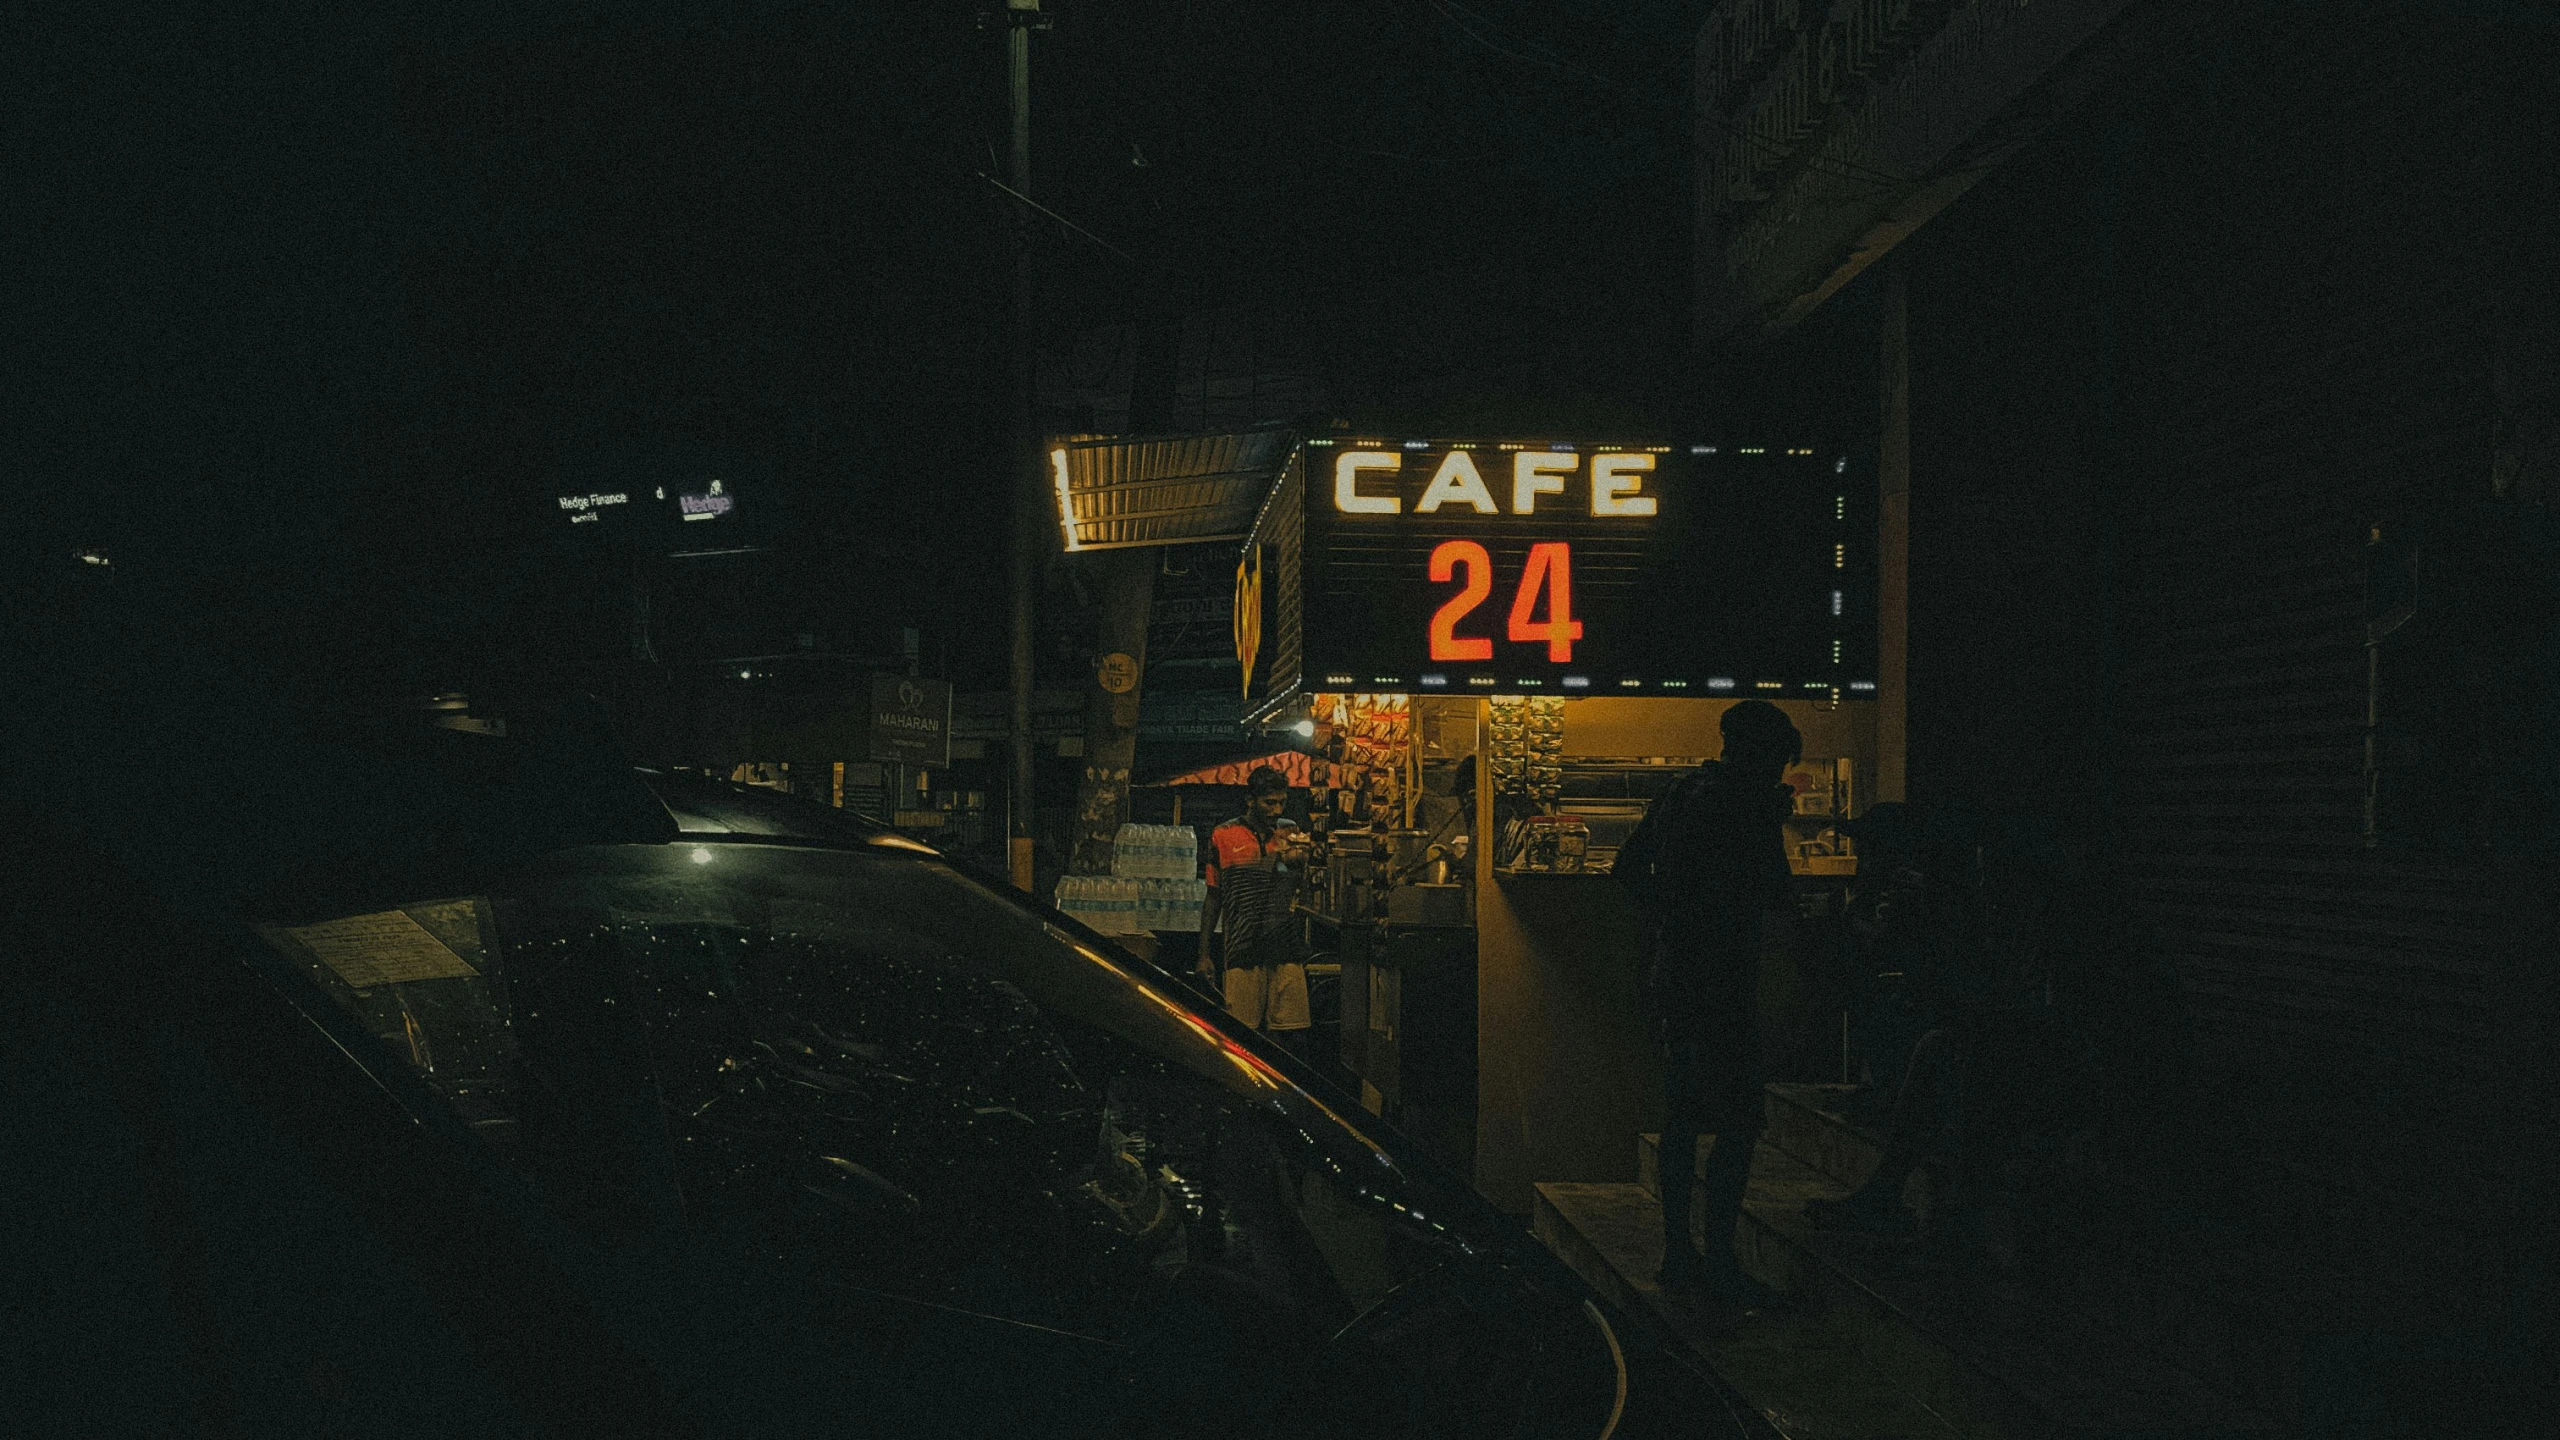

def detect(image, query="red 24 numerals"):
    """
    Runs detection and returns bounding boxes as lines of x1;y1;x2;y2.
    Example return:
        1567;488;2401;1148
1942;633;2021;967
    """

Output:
1428;540;1583;663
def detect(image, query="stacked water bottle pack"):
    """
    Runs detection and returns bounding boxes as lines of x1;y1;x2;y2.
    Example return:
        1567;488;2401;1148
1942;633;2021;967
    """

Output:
1110;823;1198;877
1052;824;1206;934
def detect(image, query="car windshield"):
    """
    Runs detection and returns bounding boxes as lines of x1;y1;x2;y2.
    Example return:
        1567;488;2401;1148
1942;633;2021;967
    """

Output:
253;838;1480;1351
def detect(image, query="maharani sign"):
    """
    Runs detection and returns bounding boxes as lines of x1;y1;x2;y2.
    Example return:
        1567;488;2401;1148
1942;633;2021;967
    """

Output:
867;675;952;767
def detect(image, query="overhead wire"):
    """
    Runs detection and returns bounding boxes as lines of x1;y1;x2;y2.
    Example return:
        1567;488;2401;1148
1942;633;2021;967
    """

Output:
975;171;1140;266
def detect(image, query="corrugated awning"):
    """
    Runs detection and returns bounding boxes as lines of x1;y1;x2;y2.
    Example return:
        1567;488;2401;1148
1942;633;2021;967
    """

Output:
1145;749;1329;789
1050;426;1299;552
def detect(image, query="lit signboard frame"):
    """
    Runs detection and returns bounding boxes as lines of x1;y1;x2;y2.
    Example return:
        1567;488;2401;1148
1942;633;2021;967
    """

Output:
1248;440;1876;711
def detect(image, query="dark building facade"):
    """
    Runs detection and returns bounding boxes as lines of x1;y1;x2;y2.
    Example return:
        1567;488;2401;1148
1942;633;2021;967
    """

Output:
1696;0;2557;1402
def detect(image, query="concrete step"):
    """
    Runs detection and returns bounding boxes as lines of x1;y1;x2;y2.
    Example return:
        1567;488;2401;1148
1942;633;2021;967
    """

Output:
1737;1147;2283;1438
1557;1135;2285;1439
1735;1083;2410;1426
1762;1083;1887;1190
1637;1085;1891;1201
1534;1181;1991;1440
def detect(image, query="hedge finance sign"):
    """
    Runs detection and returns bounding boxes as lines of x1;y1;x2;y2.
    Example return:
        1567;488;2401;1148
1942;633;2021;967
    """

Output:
557;490;632;525
868;675;952;766
1302;441;1875;699
553;477;741;537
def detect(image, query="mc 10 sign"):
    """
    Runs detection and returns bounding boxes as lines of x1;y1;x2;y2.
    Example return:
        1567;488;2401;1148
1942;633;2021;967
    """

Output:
1297;441;1874;699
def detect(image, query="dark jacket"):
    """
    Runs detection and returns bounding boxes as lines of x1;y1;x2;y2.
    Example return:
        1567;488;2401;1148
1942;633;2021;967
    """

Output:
1616;761;1792;1029
1617;761;1792;924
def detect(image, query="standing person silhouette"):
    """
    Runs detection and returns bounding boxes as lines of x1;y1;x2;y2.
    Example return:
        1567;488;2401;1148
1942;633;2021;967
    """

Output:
1615;701;1801;1307
1197;766;1314;1056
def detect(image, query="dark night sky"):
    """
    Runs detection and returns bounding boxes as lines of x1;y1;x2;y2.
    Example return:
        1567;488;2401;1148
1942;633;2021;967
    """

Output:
12;2;1702;691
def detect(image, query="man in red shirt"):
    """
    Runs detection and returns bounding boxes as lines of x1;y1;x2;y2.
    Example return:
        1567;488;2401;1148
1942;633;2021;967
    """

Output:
1196;766;1312;1043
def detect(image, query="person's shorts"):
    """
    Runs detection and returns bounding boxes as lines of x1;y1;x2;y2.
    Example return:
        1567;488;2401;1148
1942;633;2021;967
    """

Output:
1222;961;1311;1032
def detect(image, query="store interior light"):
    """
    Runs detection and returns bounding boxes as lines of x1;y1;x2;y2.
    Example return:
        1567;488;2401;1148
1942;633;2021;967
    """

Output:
1292;719;1316;738
1050;447;1080;549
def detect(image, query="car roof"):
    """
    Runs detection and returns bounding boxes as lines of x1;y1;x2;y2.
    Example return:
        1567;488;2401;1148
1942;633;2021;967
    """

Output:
638;768;912;849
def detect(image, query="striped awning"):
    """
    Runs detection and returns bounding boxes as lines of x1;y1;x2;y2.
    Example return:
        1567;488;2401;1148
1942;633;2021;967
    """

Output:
1049;426;1299;552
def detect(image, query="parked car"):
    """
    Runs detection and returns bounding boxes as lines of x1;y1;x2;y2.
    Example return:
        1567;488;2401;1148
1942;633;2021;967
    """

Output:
14;712;1765;1440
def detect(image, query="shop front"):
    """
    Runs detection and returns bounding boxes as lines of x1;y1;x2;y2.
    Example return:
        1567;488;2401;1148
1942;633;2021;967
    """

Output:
1221;436;1882;1210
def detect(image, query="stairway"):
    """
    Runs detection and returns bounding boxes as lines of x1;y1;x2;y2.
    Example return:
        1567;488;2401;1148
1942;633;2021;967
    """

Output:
1533;1084;2303;1440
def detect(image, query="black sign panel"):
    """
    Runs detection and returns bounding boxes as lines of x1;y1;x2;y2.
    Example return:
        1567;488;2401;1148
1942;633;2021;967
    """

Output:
1299;441;1874;699
868;675;952;766
550;468;763;555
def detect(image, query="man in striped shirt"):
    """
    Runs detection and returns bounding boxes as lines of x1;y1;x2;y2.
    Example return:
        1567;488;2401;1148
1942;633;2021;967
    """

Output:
1196;766;1312;1044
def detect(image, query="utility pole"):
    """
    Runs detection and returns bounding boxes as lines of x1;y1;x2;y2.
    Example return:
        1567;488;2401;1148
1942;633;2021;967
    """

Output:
998;0;1050;892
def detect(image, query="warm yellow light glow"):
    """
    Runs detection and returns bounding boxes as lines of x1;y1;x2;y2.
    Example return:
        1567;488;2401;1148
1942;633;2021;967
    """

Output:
1050;447;1081;550
1589;453;1657;517
1511;451;1574;514
1334;450;1402;514
1414;450;1498;514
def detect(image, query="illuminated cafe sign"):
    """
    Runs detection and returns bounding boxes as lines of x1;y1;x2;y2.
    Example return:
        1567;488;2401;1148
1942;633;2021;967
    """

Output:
1243;440;1876;711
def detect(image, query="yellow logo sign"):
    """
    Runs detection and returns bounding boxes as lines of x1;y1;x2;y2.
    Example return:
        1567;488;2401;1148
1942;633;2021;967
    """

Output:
1096;651;1138;695
1233;546;1262;699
